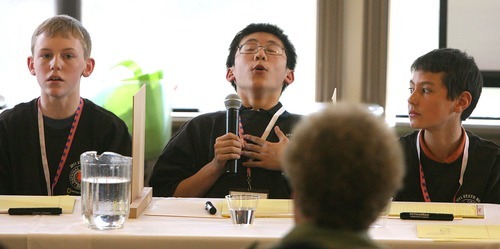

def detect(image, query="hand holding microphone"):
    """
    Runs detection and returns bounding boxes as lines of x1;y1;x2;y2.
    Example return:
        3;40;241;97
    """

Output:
224;94;242;174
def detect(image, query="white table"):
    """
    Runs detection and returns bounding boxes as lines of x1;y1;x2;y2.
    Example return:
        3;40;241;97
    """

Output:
1;198;500;249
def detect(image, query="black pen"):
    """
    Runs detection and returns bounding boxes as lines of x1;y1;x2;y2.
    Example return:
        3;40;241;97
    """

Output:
400;212;454;221
8;207;62;215
205;201;217;215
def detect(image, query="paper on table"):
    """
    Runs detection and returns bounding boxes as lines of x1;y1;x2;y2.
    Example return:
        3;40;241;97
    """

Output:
144;198;225;218
417;225;500;239
144;198;294;218
0;195;76;214
390;201;484;218
220;199;293;218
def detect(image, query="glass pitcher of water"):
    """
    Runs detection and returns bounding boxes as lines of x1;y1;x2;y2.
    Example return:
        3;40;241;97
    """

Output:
80;151;132;230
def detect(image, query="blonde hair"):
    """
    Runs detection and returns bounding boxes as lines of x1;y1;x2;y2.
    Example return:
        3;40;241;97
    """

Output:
31;15;92;59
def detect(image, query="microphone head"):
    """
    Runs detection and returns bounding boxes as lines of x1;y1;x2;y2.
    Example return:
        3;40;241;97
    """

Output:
224;94;242;109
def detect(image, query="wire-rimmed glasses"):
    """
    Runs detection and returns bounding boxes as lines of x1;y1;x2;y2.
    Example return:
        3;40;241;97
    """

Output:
237;43;285;56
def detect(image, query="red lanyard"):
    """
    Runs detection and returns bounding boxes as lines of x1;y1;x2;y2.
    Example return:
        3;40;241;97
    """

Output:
416;129;469;202
37;98;84;196
239;106;285;190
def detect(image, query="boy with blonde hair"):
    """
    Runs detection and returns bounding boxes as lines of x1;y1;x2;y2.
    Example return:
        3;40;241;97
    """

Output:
0;15;131;195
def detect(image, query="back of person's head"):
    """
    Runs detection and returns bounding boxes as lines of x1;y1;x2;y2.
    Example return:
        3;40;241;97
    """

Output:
410;48;482;120
282;103;405;231
226;23;297;71
31;14;92;59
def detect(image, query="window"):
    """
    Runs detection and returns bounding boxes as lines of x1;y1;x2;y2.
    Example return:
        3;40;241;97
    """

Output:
5;1;497;122
386;0;500;124
386;0;440;124
0;1;315;114
81;0;316;113
444;0;500;119
0;0;55;107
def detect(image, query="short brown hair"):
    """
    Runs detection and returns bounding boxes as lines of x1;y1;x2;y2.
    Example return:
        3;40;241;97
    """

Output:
283;103;405;231
31;15;92;59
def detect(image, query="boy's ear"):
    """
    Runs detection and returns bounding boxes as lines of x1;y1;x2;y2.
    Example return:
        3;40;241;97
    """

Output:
456;91;472;112
82;58;95;77
27;56;36;75
226;67;235;83
284;69;295;86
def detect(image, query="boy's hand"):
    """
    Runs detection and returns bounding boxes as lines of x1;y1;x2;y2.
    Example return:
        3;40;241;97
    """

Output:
212;133;243;171
242;126;289;171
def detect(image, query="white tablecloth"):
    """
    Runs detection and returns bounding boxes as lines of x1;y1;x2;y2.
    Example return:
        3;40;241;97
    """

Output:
1;198;500;249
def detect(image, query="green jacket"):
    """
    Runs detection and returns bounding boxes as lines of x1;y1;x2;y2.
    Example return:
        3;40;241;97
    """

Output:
267;223;386;249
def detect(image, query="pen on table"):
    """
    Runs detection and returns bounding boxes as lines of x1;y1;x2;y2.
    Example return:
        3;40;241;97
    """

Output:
8;207;62;215
400;212;454;221
205;201;217;215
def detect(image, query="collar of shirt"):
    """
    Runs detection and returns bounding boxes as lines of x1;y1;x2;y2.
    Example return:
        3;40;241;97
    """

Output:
420;127;466;164
240;102;284;115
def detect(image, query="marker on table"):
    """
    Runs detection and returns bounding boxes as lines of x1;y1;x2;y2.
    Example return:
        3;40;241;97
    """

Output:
8;207;62;215
400;212;454;221
205;201;217;215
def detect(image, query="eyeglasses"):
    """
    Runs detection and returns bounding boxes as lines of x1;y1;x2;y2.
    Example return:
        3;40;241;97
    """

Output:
237;43;285;56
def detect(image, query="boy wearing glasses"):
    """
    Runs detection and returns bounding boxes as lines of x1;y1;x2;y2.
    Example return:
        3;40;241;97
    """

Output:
0;15;132;195
149;23;301;198
395;48;500;204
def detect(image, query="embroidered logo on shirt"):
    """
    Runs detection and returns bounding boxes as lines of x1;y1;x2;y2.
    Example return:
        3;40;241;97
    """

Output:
69;161;81;193
455;194;481;203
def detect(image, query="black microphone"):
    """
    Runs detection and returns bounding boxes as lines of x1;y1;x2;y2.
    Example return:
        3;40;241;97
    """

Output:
224;94;242;174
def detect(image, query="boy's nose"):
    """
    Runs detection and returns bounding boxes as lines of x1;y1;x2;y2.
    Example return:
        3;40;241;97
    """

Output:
408;92;417;105
254;48;267;61
50;57;62;70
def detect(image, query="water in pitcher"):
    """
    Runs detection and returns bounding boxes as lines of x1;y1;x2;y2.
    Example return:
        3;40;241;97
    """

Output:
81;176;131;229
80;151;132;230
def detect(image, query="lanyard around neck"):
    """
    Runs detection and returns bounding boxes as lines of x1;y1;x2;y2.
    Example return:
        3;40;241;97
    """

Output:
239;106;286;190
416;129;469;202
37;98;84;196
